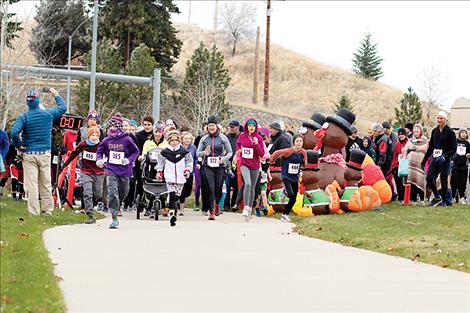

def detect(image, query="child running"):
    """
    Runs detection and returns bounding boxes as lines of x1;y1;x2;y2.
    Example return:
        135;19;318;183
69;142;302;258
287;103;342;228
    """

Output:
96;114;140;229
157;130;193;226
269;134;307;222
62;121;104;224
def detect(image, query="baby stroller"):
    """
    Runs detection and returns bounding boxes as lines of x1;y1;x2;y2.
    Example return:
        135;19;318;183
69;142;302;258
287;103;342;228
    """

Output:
135;148;172;220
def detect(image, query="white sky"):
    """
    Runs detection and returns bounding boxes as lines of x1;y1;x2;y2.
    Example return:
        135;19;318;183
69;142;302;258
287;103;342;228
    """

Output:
8;0;470;110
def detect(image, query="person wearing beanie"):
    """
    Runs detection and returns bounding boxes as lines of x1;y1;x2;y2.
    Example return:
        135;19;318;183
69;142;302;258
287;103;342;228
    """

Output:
361;136;376;161
156;130;193;226
382;121;397;151
391;128;409;201
422;111;457;207
10;87;66;216
225;120;241;211
269;134;307;222
268;120;291;154
75;109;104;145
345;125;363;162
197;115;233;220
405;123;414;139
96;114;140;228
62;121;105;223
235;118;270;221
451;128;470;204
371;122;394;197
179;131;197;216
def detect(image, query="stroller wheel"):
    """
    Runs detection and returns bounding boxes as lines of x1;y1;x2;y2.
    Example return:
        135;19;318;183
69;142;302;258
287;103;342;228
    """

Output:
154;201;160;221
135;194;142;220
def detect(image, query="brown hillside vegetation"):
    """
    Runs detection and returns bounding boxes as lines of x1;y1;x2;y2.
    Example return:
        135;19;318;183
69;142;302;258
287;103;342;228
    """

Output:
4;21;438;132
173;24;438;132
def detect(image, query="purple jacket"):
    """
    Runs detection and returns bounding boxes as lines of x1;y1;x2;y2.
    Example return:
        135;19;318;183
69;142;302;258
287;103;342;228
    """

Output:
97;131;140;177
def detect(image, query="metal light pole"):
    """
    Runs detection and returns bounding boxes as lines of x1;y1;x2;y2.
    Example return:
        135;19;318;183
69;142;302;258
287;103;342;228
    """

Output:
263;0;271;107
89;0;99;111
67;19;87;111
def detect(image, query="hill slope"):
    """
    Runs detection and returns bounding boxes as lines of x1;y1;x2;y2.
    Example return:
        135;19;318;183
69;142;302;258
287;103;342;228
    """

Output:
173;23;438;132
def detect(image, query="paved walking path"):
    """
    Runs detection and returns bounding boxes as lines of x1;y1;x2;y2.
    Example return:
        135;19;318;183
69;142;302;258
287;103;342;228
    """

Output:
44;211;470;312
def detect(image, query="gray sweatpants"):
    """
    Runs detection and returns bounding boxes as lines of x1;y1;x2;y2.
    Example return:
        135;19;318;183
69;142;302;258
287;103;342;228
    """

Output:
82;173;104;215
240;165;260;209
107;174;130;219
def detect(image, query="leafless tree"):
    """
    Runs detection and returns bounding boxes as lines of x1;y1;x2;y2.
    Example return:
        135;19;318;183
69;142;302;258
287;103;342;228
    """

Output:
219;2;257;56
417;63;448;125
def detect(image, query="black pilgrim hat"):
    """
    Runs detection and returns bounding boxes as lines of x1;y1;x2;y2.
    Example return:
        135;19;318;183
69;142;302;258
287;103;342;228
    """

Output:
326;108;356;135
304;150;320;171
302;113;326;131
346;150;366;171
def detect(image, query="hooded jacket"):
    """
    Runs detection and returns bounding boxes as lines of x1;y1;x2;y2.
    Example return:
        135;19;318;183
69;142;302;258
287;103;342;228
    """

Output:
11;96;66;153
452;129;470;170
236;118;269;170
157;144;193;184
96;130;140;177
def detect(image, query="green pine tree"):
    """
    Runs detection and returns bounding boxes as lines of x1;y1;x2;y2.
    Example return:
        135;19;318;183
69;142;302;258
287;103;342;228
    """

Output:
30;0;90;64
352;32;383;81
0;0;23;49
394;87;423;127
332;95;354;114
181;42;231;133
98;0;182;72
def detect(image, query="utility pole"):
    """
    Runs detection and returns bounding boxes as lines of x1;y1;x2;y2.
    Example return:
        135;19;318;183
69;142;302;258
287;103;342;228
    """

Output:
213;0;218;32
188;0;191;24
253;27;260;105
263;0;271;107
89;0;99;111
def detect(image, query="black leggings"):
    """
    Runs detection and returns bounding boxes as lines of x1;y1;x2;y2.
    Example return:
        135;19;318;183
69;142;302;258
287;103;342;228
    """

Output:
451;168;468;200
394;170;405;201
410;183;425;202
179;174;193;204
426;159;450;200
282;178;298;215
203;166;226;212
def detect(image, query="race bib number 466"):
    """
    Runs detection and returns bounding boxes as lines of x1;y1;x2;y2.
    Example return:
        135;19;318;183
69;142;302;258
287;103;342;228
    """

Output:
83;151;97;161
109;151;124;165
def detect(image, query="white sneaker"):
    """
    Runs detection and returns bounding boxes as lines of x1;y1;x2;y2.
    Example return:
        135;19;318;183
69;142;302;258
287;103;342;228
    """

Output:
241;207;251;222
280;214;291;222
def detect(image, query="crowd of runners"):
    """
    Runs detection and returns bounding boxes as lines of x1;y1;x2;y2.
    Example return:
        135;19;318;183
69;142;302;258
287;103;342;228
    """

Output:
0;88;469;228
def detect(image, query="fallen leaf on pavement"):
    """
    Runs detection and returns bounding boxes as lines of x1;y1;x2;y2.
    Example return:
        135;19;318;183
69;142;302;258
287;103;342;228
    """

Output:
18;232;31;238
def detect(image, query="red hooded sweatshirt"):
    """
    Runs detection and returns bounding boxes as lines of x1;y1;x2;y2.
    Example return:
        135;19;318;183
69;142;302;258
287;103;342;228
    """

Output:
236;117;266;170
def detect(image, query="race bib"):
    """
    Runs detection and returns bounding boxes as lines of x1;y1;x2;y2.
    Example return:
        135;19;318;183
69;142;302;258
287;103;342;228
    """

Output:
261;172;268;183
241;147;253;159
288;163;300;175
207;157;220;168
52;155;59;164
433;149;443;158
457;145;466;156
109;151;124;165
83;151;97;161
149;150;160;160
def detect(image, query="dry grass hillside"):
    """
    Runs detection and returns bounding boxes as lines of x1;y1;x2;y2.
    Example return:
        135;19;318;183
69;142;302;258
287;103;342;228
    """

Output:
4;20;439;132
174;23;439;132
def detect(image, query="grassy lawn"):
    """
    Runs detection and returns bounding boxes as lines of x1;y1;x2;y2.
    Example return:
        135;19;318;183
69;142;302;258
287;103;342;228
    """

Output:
291;203;470;273
0;197;101;313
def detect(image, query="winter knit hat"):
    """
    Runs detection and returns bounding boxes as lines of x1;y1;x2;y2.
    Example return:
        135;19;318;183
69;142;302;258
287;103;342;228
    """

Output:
26;89;40;108
397;128;406;136
87;109;101;123
207;116;218;125
371;123;384;132
108;113;124;129
129;119;139;127
154;123;165;133
86;121;100;138
269;121;282;131
437;111;448;119
166;130;181;143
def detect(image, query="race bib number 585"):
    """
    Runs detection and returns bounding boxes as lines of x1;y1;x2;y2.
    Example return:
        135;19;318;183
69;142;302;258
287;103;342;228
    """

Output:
109;151;124;165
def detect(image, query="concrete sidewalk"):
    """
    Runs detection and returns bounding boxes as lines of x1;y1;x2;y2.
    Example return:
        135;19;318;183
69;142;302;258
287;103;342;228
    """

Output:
44;211;470;312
